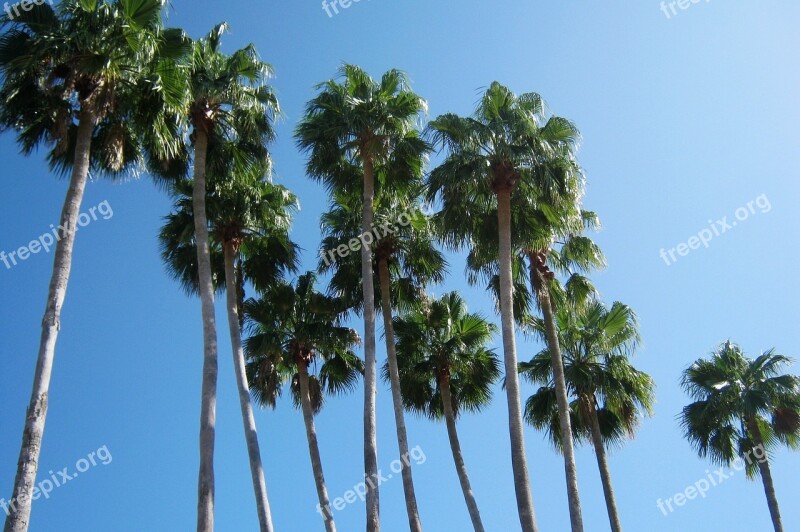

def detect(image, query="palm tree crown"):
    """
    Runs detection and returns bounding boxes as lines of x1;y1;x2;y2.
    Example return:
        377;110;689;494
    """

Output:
680;342;799;532
681;342;800;468
244;272;363;411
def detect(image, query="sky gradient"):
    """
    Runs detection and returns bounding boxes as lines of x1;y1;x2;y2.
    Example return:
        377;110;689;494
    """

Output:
1;1;799;531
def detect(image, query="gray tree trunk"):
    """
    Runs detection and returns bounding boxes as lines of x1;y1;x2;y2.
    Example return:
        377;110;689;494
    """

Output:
496;189;538;532
748;420;784;532
530;261;584;532
223;243;274;532
4;109;95;532
757;456;784;532
297;361;337;532
377;258;423;532
439;374;485;532
587;401;622;532
361;154;380;532
192;129;218;532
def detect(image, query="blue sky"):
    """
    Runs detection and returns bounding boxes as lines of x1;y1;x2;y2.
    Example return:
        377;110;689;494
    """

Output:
2;1;799;531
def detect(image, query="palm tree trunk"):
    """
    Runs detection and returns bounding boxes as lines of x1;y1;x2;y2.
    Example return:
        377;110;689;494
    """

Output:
439;373;485;532
297;361;337;532
529;258;584;532
496;189;538;532
377;258;423;532
756;456;784;532
192;128;218;532
748;419;784;532
361;154;380;532
4;108;95;532
586;400;622;532
223;243;274;532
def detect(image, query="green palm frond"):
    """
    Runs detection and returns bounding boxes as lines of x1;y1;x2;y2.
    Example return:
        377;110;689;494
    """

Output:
391;291;500;421
244;272;362;414
680;342;800;475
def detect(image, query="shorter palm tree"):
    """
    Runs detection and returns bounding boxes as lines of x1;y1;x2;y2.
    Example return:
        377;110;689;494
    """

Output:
391;292;500;532
245;273;363;532
159;150;298;532
521;298;654;532
319;184;446;529
680;342;800;532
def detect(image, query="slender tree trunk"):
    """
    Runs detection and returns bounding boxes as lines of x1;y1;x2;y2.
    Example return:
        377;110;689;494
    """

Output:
4;109;95;532
495;189;538;532
361;154;380;532
377;258;423;532
297;361;337;532
529;258;584;532
756;456;784;532
586;399;622;532
193;129;218;532
748;420;784;532
223;243;274;532
439;373;485;532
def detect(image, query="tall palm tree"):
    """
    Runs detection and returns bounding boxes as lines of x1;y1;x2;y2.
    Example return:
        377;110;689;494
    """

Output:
680;342;800;532
392;292;500;532
296;65;428;532
158;148;298;532
244;272;364;532
152;24;279;531
318;177;445;531
427;82;583;532
0;2;187;530
522;299;655;532
444;145;603;532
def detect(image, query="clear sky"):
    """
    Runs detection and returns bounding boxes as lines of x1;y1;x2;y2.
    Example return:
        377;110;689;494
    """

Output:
2;1;799;531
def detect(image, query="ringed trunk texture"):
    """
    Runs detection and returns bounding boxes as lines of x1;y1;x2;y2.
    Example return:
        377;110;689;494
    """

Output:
297;362;337;532
495;189;538;532
439;373;485;532
530;261;584;532
361;154;380;532
587;400;622;532
4;108;95;532
193;129;219;532
748;420;784;532
377;258;423;532
223;243;274;532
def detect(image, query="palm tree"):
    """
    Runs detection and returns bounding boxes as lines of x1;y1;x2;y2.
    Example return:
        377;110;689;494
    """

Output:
522;299;655;532
318;176;444;531
392;292;500;532
442;141;604;532
244;272;364;532
152;24;279;531
0;2;186;530
296;65;428;532
427;82;584;532
680;342;800;532
159;148;298;532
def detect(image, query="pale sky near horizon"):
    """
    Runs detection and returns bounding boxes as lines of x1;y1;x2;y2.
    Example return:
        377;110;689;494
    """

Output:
2;1;799;531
